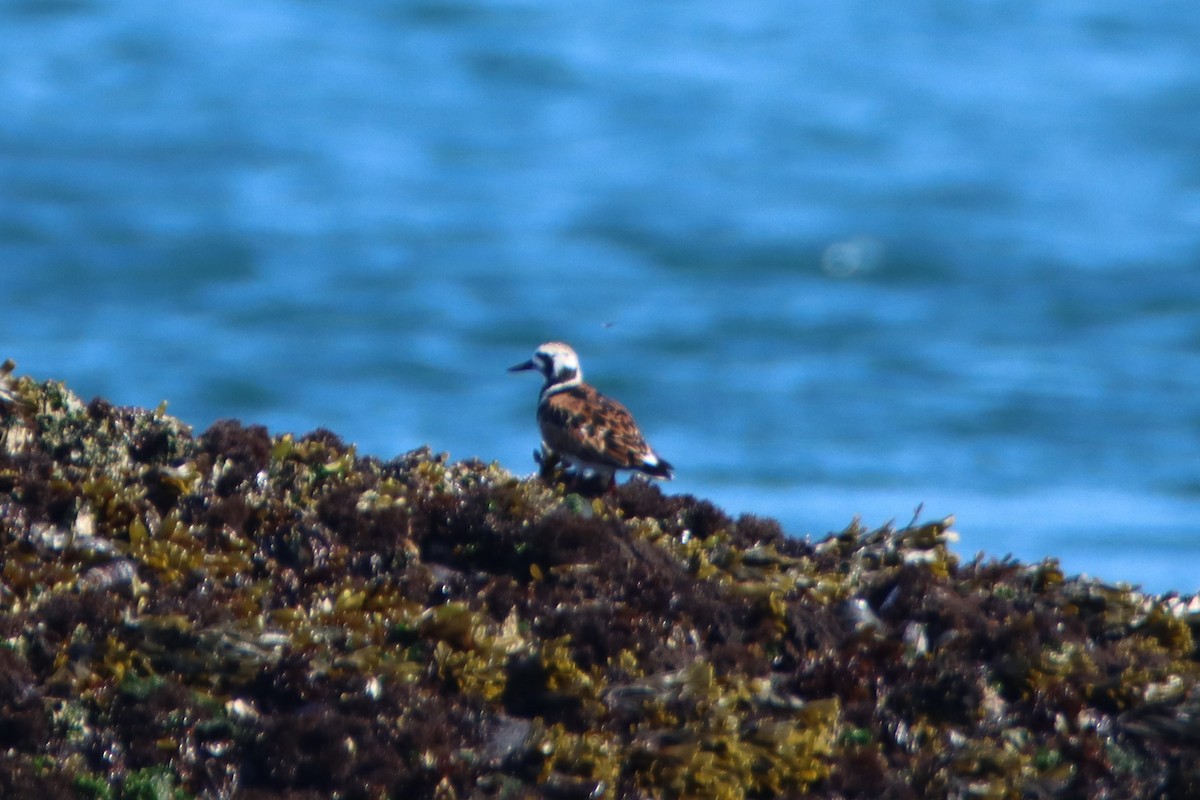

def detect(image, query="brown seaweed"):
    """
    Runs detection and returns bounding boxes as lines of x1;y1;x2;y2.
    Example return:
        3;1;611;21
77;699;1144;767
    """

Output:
0;367;1197;799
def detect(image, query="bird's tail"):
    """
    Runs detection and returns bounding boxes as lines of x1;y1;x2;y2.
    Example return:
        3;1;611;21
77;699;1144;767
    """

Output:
639;455;674;480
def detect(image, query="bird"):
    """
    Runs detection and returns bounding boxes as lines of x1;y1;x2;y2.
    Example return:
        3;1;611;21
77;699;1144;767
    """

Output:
509;342;673;487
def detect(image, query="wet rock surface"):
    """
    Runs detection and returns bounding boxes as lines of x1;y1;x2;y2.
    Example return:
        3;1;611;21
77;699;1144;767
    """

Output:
1;369;1197;799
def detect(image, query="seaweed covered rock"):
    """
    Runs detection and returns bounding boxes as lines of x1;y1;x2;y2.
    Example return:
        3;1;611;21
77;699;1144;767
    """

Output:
0;369;1198;799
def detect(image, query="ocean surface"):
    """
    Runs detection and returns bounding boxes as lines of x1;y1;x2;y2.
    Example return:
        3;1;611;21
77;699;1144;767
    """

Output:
3;0;1198;593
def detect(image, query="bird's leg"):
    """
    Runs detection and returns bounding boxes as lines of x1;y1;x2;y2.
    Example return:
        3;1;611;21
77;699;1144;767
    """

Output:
535;445;564;481
582;470;616;496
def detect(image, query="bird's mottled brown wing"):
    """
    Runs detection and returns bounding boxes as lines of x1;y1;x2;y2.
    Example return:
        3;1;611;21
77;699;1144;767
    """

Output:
538;385;655;470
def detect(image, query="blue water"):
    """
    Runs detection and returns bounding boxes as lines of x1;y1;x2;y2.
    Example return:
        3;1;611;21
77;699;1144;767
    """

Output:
3;1;1199;593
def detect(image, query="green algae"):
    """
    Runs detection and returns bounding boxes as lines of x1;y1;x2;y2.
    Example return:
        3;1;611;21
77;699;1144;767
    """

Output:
1;368;1199;798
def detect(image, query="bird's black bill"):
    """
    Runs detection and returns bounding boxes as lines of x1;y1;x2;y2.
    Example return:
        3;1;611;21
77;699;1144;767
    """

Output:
508;360;536;372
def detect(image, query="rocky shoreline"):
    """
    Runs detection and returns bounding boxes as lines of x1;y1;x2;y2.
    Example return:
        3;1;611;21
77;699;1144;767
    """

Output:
1;367;1197;799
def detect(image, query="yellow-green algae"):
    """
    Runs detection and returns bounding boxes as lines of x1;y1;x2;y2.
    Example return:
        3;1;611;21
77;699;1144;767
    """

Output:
0;367;1198;799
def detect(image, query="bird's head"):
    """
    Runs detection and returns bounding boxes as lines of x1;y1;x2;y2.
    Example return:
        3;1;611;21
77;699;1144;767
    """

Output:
509;341;582;388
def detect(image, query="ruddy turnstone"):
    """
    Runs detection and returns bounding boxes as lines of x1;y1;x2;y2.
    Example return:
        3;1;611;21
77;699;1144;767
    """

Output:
509;342;673;485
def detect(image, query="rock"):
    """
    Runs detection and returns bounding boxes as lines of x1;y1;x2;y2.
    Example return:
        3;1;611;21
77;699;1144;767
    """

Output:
0;369;1196;798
